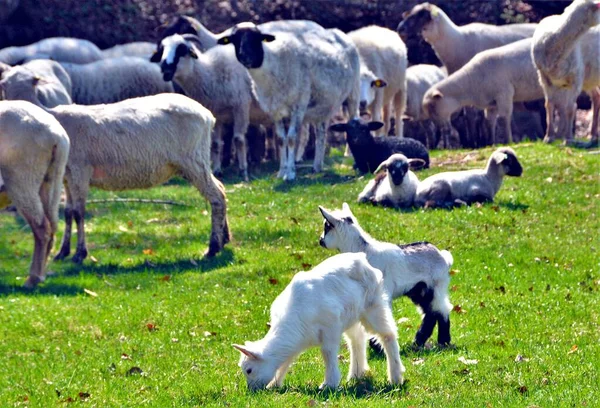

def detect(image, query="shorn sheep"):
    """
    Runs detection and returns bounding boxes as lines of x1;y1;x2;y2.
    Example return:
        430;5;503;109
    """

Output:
0;100;70;288
531;0;600;145
422;39;544;144
414;147;523;208
396;2;536;75
217;23;360;181
101;41;156;59
319;203;454;347
330;118;430;173
0;74;230;263
0;37;103;65
348;25;408;137
357;153;423;208
234;252;404;390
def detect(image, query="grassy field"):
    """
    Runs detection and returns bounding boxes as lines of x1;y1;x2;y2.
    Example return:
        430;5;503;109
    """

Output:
0;142;598;407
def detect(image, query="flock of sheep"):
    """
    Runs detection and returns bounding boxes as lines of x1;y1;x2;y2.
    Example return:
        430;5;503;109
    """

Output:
0;0;598;391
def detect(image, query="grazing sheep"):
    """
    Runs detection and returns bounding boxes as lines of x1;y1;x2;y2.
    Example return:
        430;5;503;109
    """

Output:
422;39;545;144
0;100;70;288
152;34;268;180
234;252;404;391
348;25;408;137
0;37;103;65
101;41;156;59
358;153;423;208
0;60;72;107
414;147;523;208
60;57;174;105
0;73;230;262
404;64;447;121
329;118;430;173
396;2;536;74
319;203;454;347
217;23;360;181
531;0;600;145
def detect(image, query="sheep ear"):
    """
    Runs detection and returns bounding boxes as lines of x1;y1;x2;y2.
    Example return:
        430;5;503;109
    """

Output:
188;47;198;59
374;161;388;174
150;49;162;63
408;158;426;170
217;36;231;45
233;344;261;360
329;123;348;133
318;206;339;225
368;122;384;131
371;79;387;88
492;151;508;165
262;34;276;43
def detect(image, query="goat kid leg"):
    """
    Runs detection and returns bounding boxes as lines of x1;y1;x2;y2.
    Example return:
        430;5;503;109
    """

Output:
344;323;369;380
319;328;343;389
437;313;452;346
295;124;310;163
270;354;298;388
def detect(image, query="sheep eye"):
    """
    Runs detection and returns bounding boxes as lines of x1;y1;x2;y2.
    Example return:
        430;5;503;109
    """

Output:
246;368;252;374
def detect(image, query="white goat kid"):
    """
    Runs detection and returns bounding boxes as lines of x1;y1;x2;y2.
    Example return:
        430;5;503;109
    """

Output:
234;252;404;391
319;203;454;347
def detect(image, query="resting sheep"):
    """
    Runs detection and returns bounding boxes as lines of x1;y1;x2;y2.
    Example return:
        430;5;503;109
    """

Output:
101;41;156;59
348;25;408;137
0;100;70;288
357;153;422;208
0;37;103;65
414;147;523;208
531;0;600;145
329;118;430;173
319;203;454;347
396;2;536;74
422;39;544;144
234;252;404;390
217;23;360;181
0;73;230;263
60;57;174;105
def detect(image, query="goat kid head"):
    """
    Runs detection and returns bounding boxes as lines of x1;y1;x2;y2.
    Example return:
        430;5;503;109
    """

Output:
151;34;200;82
318;203;364;251
217;22;275;69
233;343;278;391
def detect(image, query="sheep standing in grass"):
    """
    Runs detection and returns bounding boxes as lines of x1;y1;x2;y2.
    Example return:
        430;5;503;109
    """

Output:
234;252;404;391
348;25;408;136
0;100;70;288
0;37;103;65
531;0;600;145
414;147;523;208
330;118;429;173
358;153;423;208
0;73;230;263
319;203;454;347
217;23;360;181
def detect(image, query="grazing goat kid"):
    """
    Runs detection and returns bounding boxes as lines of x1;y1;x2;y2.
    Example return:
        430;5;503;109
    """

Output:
358;153;423;208
319;203;454;347
234;252;404;390
414;147;523;208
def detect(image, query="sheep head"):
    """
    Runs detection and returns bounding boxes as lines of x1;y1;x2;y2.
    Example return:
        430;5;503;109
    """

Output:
217;23;275;69
397;3;442;42
375;153;424;186
152;34;199;82
329;118;383;147
490;147;523;177
359;66;387;113
422;88;459;123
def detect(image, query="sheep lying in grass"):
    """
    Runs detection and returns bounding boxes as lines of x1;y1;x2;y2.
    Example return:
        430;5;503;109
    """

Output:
531;0;600;145
358;153;423;208
0;100;70;288
319;203;454;347
330;118;429;173
414;147;523;208
0;37;103;65
0;73;230;263
234;252;404;391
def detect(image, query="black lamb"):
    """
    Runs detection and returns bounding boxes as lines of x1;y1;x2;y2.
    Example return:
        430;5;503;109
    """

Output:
330;119;430;173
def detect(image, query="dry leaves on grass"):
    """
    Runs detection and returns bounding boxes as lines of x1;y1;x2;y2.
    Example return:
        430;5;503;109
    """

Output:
83;289;98;297
458;356;478;365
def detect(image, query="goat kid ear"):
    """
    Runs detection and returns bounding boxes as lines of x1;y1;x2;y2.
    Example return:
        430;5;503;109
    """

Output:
329;123;348;133
341;202;355;217
371;79;387;88
318;206;339;225
408;158;426;170
368;121;384;131
233;344;261;360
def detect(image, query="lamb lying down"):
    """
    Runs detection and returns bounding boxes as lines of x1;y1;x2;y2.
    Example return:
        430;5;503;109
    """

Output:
358;153;424;208
233;252;404;391
414;147;523;208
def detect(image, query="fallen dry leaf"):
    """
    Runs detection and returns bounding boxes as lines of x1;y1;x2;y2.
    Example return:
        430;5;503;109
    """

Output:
567;345;578;354
83;289;98;297
161;275;171;282
121;353;131;360
146;323;157;331
307;400;317;407
78;392;90;401
143;248;154;255
118;225;129;232
90;255;98;263
453;304;466;314
515;354;530;363
458;356;478;365
412;358;425;366
397;317;410;324
449;269;459;276
268;278;278;285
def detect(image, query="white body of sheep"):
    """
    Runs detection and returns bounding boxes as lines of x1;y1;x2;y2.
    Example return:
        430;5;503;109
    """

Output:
348;25;408;137
0;100;70;288
414;147;523;208
0;37;103;65
404;64;447;121
531;0;600;144
102;41;156;59
234;252;404;390
319;203;454;347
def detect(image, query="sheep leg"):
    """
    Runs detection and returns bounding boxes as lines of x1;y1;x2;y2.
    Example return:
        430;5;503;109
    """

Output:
405;281;438;346
361;303;404;385
543;99;556;143
436;313;452;346
41;145;67;262
295;124;310;163
54;182;73;261
484;107;499;145
274;120;288;179
284;112;304;181
344;322;369;380
70;195;89;264
319;326;343;389
210;125;224;177
563;101;577;144
393;91;406;138
590;87;600;145
371;92;385;136
233;108;250;181
312;122;327;174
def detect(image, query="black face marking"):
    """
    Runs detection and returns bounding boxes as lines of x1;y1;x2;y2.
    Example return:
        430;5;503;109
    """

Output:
159;16;199;42
504;152;523;177
159;41;191;81
219;26;272;69
388;161;409;186
397;5;433;40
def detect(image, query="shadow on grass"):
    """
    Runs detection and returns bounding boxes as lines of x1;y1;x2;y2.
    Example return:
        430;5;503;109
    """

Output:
278;376;408;399
367;341;465;361
0;281;83;297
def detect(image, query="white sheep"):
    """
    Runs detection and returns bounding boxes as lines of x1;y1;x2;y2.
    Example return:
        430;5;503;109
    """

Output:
0;59;72;107
422;38;544;144
531;0;600;145
0;73;230;263
0;37;103;65
101;41;156;59
414;147;523;208
60;57;174;105
348;25;408;137
397;2;536;74
404;64;447;121
319;203;454;347
234;252;404;390
357;153;422;208
0;100;70;288
217;23;360;181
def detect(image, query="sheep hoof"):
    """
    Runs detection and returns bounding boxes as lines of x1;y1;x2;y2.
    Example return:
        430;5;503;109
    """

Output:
542;136;554;144
282;172;296;182
71;250;88;264
23;275;44;289
54;249;70;261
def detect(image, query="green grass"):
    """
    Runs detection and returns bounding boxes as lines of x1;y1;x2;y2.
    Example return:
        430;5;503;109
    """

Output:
0;142;598;407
